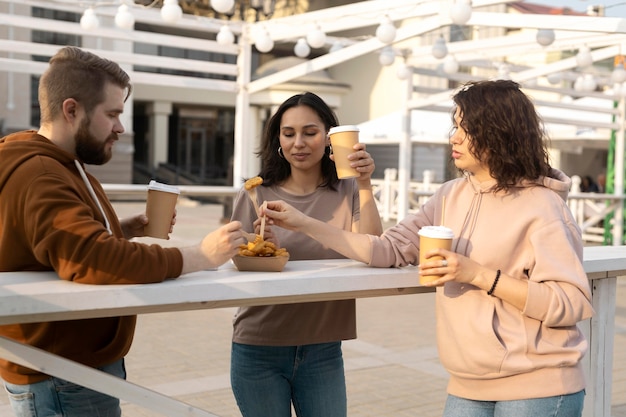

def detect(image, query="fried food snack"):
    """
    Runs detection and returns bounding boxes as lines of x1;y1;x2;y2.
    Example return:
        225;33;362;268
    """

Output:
238;234;289;257
244;176;263;190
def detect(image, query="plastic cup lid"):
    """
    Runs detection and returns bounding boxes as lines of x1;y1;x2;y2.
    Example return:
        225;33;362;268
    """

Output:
148;180;180;194
328;125;360;135
418;225;454;239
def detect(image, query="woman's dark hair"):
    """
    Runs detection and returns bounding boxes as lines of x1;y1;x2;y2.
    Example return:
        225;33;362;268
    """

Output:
452;80;551;191
255;92;339;188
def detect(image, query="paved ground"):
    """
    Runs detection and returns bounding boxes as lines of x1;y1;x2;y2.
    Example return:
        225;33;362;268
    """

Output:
1;199;626;416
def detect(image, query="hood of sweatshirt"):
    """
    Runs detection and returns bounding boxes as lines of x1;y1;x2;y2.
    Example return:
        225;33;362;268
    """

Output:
454;168;571;257
0;130;112;234
0;130;76;193
465;168;571;200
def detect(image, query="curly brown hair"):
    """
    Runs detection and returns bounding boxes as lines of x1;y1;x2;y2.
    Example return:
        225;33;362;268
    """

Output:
452;80;552;191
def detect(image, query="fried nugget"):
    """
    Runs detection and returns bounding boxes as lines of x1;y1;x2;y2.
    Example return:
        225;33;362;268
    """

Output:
244;176;263;190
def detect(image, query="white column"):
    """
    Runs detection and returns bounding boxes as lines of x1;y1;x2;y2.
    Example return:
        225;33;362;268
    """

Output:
147;101;172;170
397;72;413;220
233;25;252;187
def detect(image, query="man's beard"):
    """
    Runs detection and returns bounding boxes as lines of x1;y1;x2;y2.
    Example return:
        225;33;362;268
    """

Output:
75;116;117;165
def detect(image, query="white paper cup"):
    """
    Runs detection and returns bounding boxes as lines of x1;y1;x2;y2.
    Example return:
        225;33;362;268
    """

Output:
418;226;454;284
144;180;180;239
329;125;360;179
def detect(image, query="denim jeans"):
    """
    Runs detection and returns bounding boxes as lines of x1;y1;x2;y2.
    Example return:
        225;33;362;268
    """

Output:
3;358;125;417
443;390;585;417
231;341;347;417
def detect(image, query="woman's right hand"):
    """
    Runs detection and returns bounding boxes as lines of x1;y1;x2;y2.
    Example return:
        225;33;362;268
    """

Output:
252;216;279;246
262;200;307;233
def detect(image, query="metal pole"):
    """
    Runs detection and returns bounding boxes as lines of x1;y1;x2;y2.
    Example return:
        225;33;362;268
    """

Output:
612;95;625;245
233;25;252;188
397;70;413;220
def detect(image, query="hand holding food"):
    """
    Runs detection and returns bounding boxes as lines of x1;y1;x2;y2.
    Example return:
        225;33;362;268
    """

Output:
244;176;263;216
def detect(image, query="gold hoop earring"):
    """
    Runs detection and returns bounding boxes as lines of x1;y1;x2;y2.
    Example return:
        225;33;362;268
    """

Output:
278;147;284;158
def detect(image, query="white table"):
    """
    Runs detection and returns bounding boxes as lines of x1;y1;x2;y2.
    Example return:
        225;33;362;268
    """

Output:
0;249;625;417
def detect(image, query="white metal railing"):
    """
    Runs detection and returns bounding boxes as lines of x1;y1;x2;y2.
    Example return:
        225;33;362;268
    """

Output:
102;170;623;245
370;169;624;244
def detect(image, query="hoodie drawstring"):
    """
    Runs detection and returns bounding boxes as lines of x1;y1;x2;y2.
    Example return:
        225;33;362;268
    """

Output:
74;160;112;235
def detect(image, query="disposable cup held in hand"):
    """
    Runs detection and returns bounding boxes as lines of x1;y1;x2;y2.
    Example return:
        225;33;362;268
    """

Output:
418;226;454;285
328;125;360;179
144;180;180;239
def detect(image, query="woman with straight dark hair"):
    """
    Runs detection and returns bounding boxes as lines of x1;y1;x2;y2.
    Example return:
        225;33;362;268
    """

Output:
263;80;593;417
229;92;382;417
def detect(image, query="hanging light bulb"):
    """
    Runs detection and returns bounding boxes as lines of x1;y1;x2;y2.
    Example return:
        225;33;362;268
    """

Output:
80;8;99;30
161;0;183;23
115;4;135;30
307;25;326;49
443;55;459;74
582;73;597;92
254;29;274;53
449;0;472;26
378;46;395;66
376;16;396;44
611;63;626;84
546;72;562;85
396;63;412;80
496;63;511;80
216;24;235;45
536;29;555;47
329;41;343;53
431;36;448;59
574;75;585;92
294;38;311;58
575;45;593;68
211;0;235;14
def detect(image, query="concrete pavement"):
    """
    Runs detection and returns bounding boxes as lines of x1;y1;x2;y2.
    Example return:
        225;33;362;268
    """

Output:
1;200;626;416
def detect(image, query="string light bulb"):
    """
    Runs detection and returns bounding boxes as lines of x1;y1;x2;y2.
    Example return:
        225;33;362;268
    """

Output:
80;8;99;30
442;55;459;74
376;16;396;44
431;36;448;59
161;0;183;23
307;25;326;49
611;61;626;84
449;0;472;26
115;4;135;30
254;29;274;53
216;24;235;45
294;38;311;58
575;45;593;68
329;41;343;53
379;46;395;66
536;29;555;47
396;62;411;80
211;0;235;14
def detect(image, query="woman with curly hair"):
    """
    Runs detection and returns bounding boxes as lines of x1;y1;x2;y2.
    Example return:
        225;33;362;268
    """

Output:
263;80;593;417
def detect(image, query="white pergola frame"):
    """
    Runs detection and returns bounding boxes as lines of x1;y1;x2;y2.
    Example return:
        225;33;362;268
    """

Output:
1;0;626;245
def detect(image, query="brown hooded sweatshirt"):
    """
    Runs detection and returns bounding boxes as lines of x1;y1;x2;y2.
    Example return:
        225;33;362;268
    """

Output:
0;130;183;384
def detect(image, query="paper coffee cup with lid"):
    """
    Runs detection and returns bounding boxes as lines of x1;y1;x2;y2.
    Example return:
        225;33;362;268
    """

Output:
418;225;454;285
328;125;360;179
144;180;180;239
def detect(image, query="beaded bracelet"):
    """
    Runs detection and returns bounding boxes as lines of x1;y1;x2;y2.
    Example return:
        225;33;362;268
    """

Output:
487;269;501;296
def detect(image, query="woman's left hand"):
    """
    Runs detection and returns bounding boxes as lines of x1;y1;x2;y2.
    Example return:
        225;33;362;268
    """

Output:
418;249;484;287
350;143;375;184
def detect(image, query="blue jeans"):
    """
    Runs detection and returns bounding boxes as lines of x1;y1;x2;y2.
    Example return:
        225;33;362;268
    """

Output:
231;342;347;417
3;358;126;417
443;390;585;417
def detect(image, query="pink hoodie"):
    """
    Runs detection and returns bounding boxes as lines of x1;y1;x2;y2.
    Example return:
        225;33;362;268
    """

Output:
368;169;593;400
